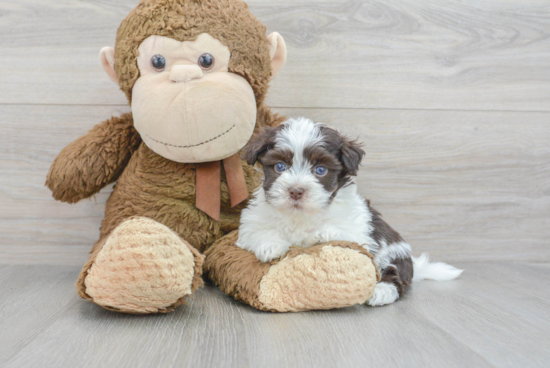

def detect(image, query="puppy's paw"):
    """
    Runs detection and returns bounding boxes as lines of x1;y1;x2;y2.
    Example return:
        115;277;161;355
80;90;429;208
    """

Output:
254;242;291;263
366;281;399;307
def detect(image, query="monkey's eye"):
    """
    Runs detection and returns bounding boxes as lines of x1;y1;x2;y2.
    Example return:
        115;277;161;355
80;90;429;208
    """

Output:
198;53;214;70
151;54;166;71
275;162;287;173
315;166;328;176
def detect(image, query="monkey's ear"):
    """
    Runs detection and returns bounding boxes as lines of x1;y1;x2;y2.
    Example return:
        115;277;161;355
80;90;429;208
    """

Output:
99;47;118;84
266;32;286;78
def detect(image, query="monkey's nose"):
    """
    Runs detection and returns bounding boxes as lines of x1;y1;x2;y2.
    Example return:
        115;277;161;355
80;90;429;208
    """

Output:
289;187;305;201
169;65;203;83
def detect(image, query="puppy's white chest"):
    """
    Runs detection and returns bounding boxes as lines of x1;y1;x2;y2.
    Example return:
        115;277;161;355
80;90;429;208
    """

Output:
312;227;343;244
282;219;329;247
283;213;367;248
313;224;370;246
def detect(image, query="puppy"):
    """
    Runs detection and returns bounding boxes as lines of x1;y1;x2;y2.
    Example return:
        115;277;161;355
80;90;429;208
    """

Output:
236;117;463;306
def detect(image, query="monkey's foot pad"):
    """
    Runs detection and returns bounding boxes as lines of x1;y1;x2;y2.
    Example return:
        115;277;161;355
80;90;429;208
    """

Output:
205;231;380;312
83;217;204;314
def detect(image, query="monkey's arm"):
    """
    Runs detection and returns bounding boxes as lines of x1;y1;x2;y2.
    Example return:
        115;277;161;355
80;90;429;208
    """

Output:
46;112;141;203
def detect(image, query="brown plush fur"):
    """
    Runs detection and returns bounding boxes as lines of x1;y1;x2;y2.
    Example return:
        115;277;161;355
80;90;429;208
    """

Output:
205;233;380;312
114;0;273;106
70;141;267;305
46;113;141;203
283;242;380;283
258;243;379;312
204;230;272;310
76;230;205;315
45;0;284;312
79;216;205;314
98;143;264;252
46;0;374;314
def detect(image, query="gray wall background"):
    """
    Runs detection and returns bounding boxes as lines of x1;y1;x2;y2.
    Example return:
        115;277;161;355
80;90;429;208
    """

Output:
1;0;549;265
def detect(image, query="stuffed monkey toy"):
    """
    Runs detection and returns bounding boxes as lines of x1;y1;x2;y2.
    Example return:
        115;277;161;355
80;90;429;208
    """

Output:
46;0;379;314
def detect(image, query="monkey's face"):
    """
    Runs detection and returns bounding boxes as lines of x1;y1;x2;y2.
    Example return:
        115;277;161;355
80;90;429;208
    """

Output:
131;33;257;163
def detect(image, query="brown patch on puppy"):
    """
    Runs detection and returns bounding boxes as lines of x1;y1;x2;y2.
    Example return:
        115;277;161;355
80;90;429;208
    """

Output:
314;126;365;201
260;148;293;192
319;126;365;176
381;257;414;296
242;126;283;165
369;207;404;245
303;146;343;193
340;137;365;176
243;126;290;193
368;204;413;296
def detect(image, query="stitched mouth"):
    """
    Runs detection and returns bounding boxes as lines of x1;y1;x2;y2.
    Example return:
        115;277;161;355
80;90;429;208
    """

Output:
145;124;235;148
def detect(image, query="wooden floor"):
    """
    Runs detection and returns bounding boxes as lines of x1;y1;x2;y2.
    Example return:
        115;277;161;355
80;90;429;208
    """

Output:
1;262;549;368
1;0;549;367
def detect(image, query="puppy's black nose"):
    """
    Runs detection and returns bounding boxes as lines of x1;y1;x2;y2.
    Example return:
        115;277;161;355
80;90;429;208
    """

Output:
289;187;305;200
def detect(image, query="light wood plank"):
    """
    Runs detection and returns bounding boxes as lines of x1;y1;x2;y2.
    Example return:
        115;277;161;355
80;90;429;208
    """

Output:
0;265;80;363
411;262;550;367
2;263;550;367
1;105;548;264
0;104;130;265
278;107;550;263
0;0;548;110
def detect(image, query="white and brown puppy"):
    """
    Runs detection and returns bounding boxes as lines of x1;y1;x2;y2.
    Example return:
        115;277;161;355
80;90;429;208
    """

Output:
236;117;462;306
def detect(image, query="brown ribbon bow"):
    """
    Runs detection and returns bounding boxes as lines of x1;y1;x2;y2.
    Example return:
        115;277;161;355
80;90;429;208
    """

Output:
195;153;249;221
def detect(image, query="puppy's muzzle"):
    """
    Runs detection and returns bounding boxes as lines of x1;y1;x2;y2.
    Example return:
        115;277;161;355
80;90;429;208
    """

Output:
289;187;305;201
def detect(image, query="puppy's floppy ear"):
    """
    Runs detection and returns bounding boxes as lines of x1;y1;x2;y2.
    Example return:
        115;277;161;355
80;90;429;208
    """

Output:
340;137;365;176
319;125;365;176
243;127;278;165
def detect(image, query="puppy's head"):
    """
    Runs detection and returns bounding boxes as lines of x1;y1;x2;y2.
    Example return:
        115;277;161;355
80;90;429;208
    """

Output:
244;117;365;213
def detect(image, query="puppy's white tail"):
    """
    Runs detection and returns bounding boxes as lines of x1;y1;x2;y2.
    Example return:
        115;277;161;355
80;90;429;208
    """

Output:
412;253;463;282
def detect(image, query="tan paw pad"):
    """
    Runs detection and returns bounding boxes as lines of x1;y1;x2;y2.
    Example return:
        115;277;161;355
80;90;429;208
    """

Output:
258;245;377;312
84;217;196;314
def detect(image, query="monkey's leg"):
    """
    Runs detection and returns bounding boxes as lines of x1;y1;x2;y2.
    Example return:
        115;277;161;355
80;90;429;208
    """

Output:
204;231;379;312
76;217;204;314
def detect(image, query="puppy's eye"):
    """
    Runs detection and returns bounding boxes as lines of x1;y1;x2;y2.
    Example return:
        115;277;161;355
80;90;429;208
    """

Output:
275;162;287;173
151;54;166;71
315;166;328;176
198;53;214;70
